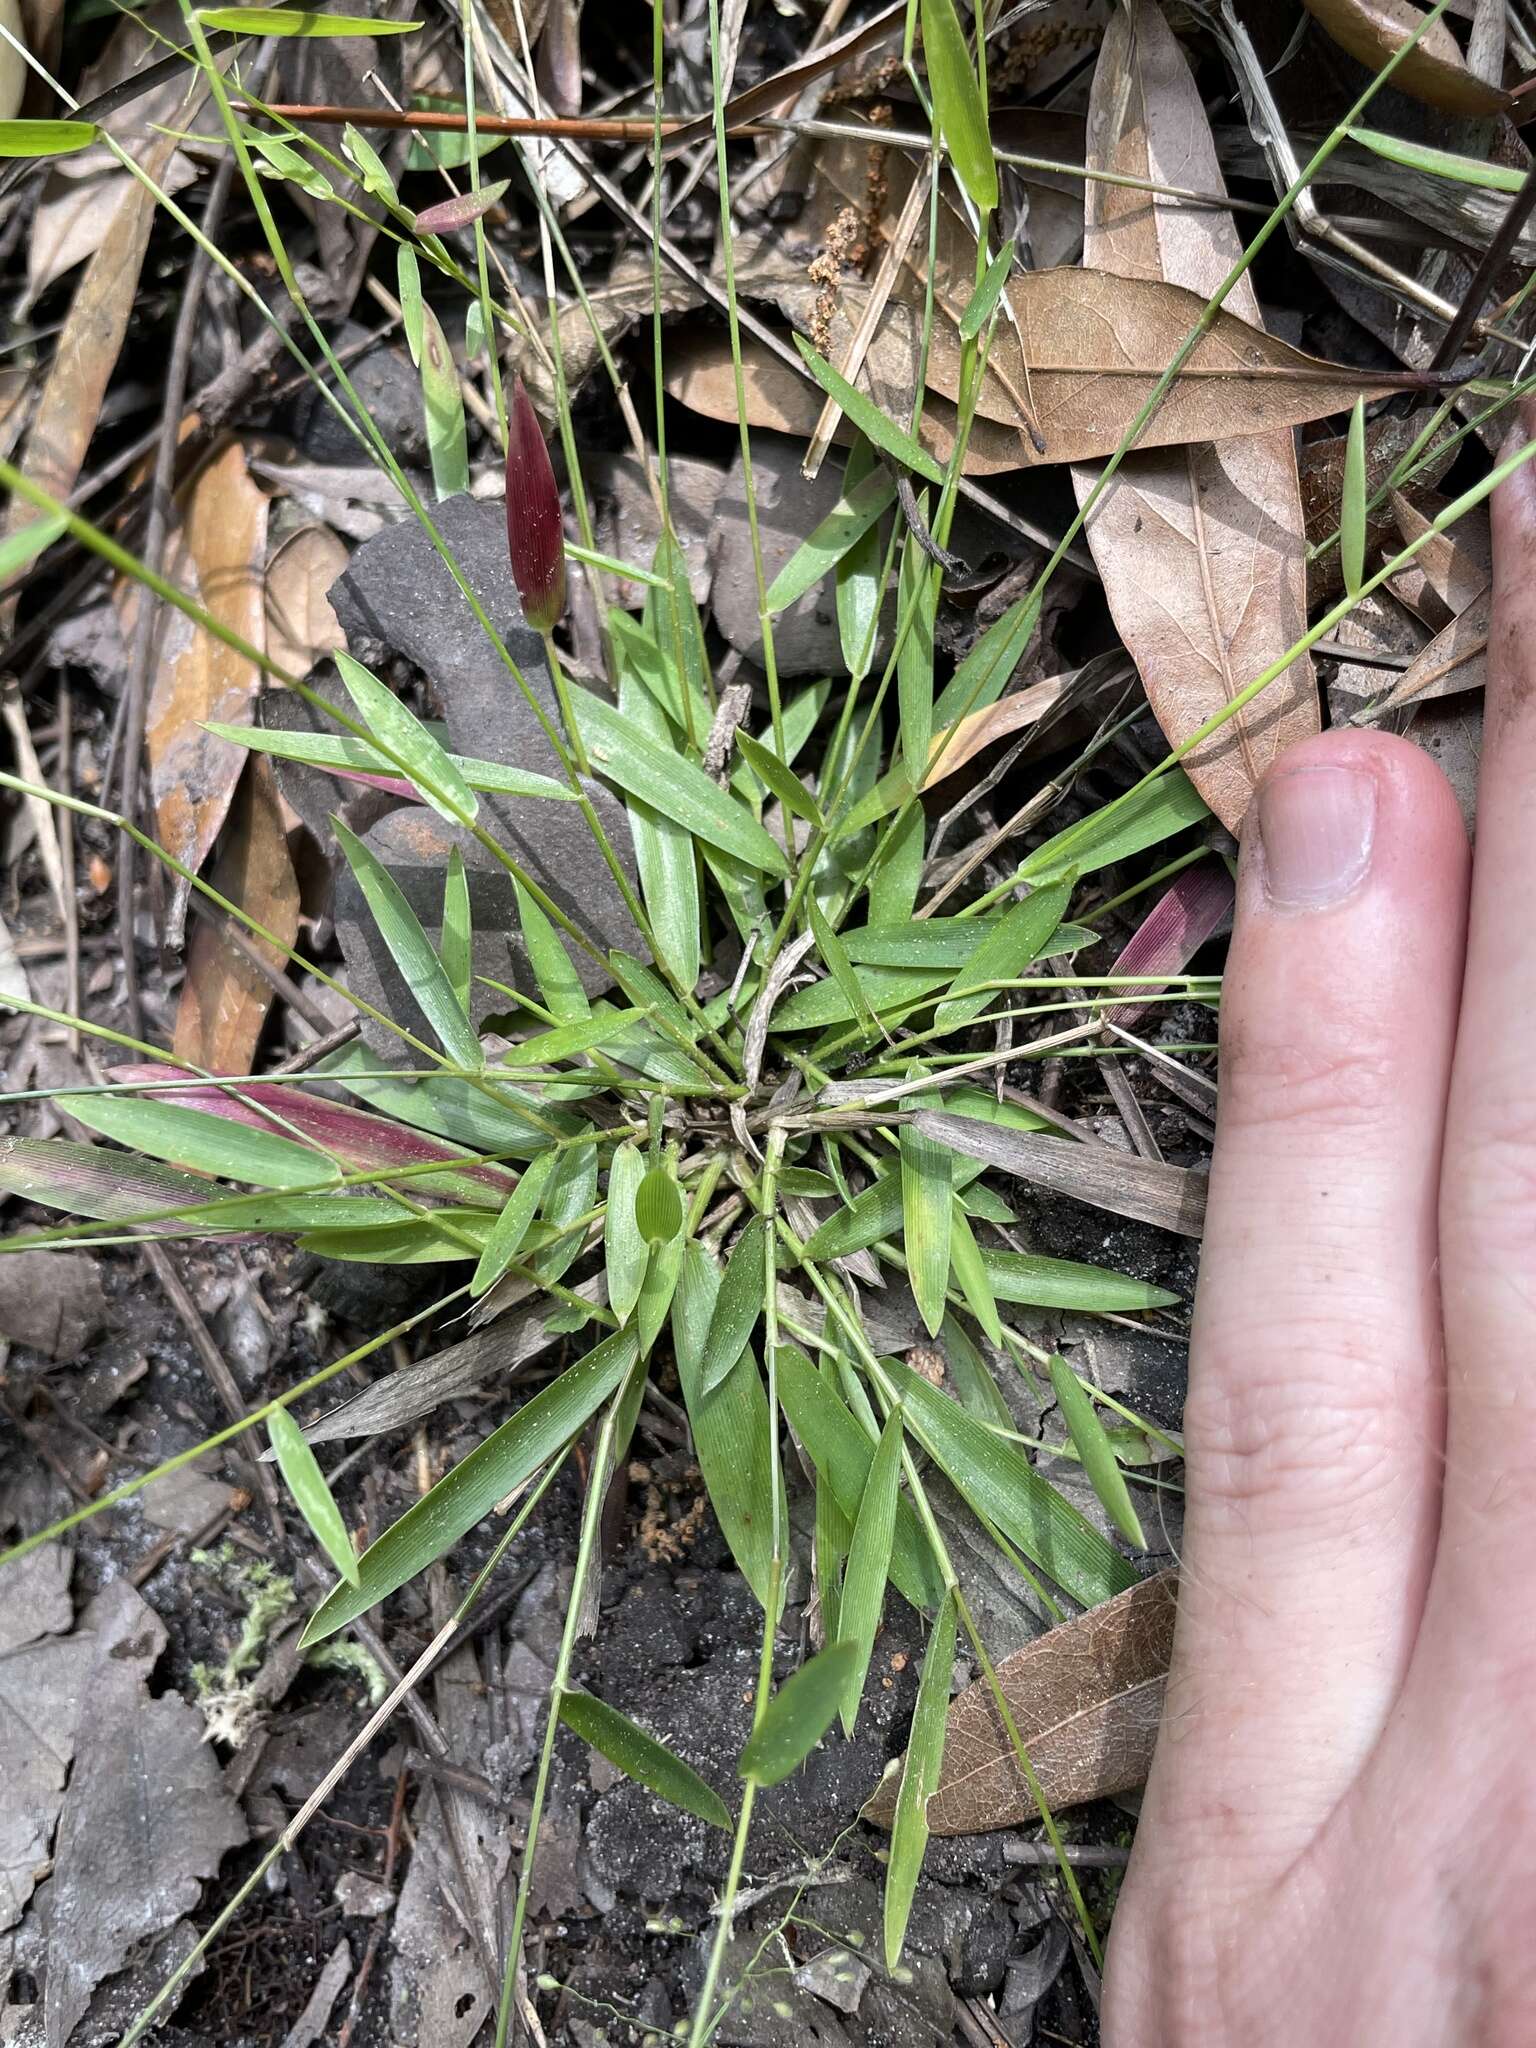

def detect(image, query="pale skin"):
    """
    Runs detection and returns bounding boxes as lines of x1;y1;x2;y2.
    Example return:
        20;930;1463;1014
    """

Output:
1102;418;1536;2048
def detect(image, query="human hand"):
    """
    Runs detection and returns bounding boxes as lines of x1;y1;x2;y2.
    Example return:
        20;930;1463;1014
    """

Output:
1102;419;1536;2047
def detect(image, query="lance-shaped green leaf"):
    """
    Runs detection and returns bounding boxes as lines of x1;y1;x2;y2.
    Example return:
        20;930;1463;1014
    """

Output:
888;1358;1137;1607
300;1210;494;1264
249;132;334;199
105;1066;515;1205
809;899;880;1038
947;1201;1002;1346
418;302;469;501
837;441;887;674
635;1165;683;1246
201;722;576;802
840;918;997;969
573;689;790;876
560;1692;732;1828
815;1464;850;1642
792;334;945;486
441;849;472;1013
199;6;421;30
837;1410;903;1730
65;1096;335;1190
342;123;396;202
0;511;68;582
0;120;98;156
619;662;701;993
901;1097;952;1339
1347;124;1526;190
636;1234;684;1356
765;465;895;614
515;878;589;1021
268;1406;359;1585
698;1215;768;1396
868;801;925;927
897;519;937;790
1049;1354;1146;1548
802;1169;902;1263
883;1585;957;1967
776;1344;942;1611
506;374;566;632
920;0;998;210
672;1242;785;1615
980;1245;1179;1313
501;1009;640;1068
739;1640;860;1787
332;818;482;1070
335;651;478;825
471;1150;557;1298
737;730;822;828
1342;395;1368;600
1020;770;1208;884
935;872;1073;1032
301;1328;638;1642
603;1142;648;1323
934;593;1041;729
533;1135;598;1286
773;962;952;1032
960;239;1016;340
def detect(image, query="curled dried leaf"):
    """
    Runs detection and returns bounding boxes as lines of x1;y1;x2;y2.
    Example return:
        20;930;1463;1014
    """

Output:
1300;0;1510;117
864;1571;1178;1832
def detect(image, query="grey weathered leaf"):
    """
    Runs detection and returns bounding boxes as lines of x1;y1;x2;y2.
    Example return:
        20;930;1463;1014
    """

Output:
1070;0;1318;834
303;1278;609;1442
44;1590;246;2046
864;1570;1177;1832
914;1112;1208;1238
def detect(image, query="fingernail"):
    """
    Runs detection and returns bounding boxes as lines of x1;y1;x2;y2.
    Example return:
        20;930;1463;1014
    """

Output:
1257;764;1376;909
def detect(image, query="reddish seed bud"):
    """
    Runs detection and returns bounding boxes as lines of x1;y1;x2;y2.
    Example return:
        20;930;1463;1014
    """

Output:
504;375;566;634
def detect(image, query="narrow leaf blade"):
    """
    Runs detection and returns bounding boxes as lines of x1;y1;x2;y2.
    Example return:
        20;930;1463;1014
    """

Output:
268;1406;359;1585
560;1692;732;1828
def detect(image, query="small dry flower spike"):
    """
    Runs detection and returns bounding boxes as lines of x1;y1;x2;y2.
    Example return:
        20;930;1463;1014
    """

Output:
505;374;567;634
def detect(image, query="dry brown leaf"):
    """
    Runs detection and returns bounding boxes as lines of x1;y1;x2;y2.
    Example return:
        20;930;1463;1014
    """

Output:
1382;585;1491;707
914;1110;1208;1237
1389;488;1491;613
264;522;349;677
803;129;1431;473
0;0;26;120
172;756;299;1075
1300;0;1510;116
865;1570;1178;1832
919;673;1070;790
663;325;1039;476
0;133;176;626
669;269;1430;490
1068;1;1316;836
147;435;270;948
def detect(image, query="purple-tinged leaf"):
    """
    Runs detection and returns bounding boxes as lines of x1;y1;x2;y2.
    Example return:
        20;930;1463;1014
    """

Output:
505;376;566;634
0;1135;213;1225
413;180;511;236
1104;862;1232;1028
107;1067;518;1206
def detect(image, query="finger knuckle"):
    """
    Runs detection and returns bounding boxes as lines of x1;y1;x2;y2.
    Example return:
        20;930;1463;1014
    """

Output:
1182;1353;1405;1529
1218;1035;1400;1145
